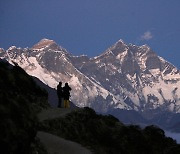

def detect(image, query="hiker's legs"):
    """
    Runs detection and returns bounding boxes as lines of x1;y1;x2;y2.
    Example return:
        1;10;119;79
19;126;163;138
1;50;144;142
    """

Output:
64;99;67;108
67;100;70;108
64;99;70;108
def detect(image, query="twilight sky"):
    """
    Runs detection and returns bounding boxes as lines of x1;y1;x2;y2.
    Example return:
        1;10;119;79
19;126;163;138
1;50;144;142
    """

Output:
0;0;180;68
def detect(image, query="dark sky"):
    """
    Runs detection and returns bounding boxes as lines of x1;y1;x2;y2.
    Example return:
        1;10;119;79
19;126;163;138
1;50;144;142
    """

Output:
0;0;180;68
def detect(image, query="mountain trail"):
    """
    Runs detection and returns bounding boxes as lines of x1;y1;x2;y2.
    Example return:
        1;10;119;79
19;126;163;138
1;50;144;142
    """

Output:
37;131;92;154
37;108;92;154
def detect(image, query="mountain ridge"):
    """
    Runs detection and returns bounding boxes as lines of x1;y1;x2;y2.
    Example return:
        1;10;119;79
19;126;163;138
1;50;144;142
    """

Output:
1;38;180;117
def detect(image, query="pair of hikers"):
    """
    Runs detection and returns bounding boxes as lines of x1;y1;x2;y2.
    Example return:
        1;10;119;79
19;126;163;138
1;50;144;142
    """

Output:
57;82;71;108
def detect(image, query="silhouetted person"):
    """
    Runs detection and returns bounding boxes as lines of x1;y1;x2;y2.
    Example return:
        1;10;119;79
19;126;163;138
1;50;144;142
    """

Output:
63;83;71;108
57;82;63;108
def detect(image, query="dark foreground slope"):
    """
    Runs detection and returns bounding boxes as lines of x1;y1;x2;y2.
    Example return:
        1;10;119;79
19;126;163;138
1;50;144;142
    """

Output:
41;107;180;154
0;60;49;154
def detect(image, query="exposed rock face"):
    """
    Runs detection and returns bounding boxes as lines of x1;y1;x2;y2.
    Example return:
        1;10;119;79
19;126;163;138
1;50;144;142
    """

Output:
1;38;180;115
72;40;180;113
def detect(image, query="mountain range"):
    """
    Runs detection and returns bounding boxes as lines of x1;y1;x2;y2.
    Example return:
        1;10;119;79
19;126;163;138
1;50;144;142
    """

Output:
2;59;180;153
1;38;180;128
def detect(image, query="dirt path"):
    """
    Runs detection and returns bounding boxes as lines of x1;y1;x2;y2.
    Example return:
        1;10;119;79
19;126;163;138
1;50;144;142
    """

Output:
37;108;92;154
38;108;78;122
37;131;92;154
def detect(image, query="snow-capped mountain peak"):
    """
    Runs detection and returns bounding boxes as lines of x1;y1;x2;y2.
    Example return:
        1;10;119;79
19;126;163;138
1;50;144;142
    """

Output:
32;38;62;51
108;39;128;55
116;39;126;45
72;40;180;113
1;38;180;115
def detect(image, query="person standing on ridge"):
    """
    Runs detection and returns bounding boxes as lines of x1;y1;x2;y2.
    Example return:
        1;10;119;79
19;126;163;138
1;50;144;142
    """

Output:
63;82;71;108
57;82;63;108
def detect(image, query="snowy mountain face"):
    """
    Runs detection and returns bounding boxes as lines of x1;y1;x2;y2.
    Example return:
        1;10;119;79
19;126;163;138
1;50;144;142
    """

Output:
73;40;180;114
0;39;129;112
1;39;180;116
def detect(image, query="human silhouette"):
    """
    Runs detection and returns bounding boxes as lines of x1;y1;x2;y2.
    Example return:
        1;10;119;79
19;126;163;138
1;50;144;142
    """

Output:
57;82;63;108
63;82;71;108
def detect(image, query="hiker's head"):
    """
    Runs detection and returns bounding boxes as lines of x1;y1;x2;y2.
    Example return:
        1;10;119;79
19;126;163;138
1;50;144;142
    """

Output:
65;82;68;86
59;82;62;86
